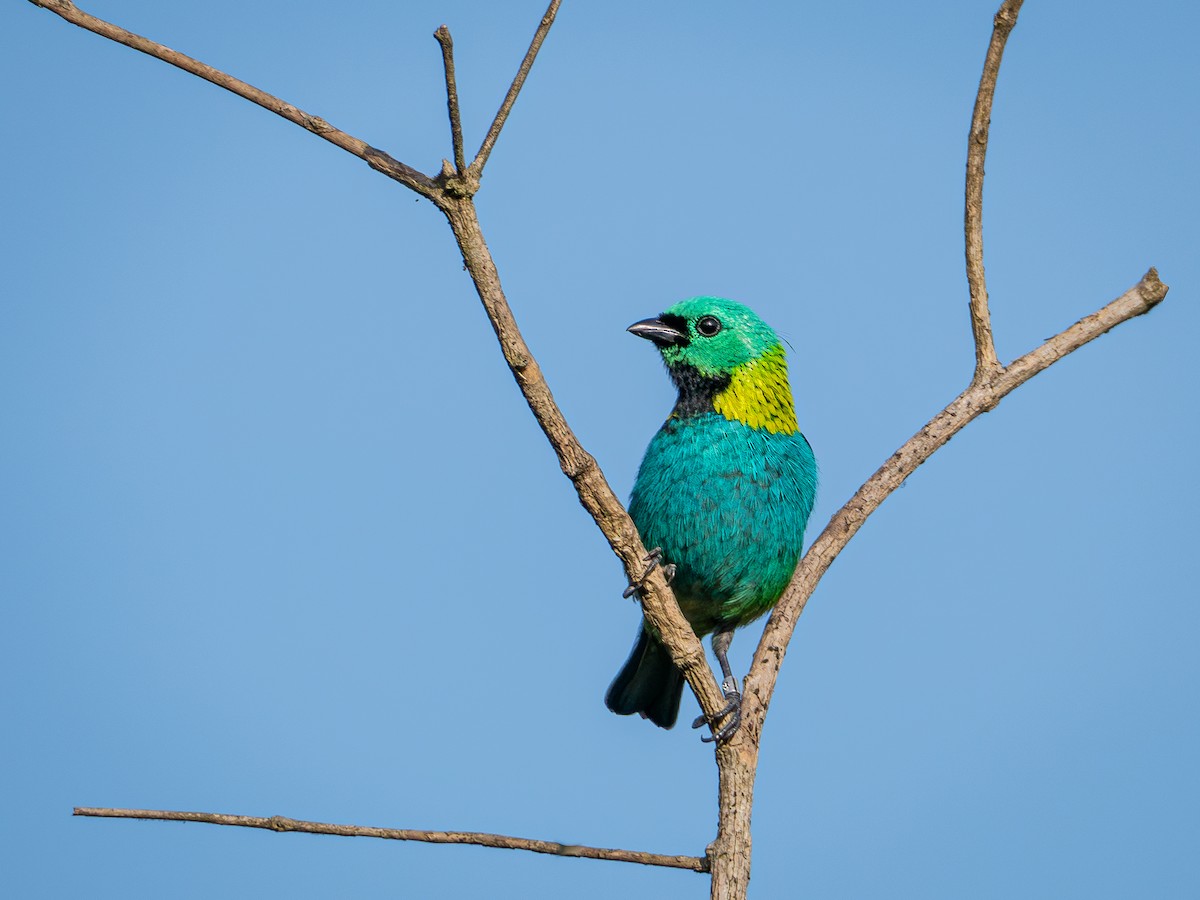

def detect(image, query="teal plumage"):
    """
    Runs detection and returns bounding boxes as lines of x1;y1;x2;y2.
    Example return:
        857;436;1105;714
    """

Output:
606;297;817;734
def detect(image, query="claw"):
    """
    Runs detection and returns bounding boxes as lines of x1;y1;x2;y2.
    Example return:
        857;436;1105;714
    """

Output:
622;548;668;599
691;676;742;743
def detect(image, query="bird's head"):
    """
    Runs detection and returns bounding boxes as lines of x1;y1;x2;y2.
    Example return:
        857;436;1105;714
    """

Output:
628;296;781;378
629;297;798;433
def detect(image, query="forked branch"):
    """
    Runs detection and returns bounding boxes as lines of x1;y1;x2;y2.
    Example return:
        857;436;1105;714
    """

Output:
745;0;1164;730
23;0;727;728
717;6;1163;893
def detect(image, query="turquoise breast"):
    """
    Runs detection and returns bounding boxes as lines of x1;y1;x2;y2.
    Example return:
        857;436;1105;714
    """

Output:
628;412;817;635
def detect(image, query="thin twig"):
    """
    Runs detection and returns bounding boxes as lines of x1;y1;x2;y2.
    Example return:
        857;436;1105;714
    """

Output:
469;0;562;177
25;0;437;197
965;0;1024;384
72;807;708;872
744;269;1167;733
434;25;466;174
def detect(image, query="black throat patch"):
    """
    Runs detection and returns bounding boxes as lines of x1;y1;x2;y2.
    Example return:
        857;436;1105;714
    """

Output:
668;364;731;418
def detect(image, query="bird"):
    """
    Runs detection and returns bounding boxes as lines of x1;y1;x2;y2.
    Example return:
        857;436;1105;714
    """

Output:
605;297;817;741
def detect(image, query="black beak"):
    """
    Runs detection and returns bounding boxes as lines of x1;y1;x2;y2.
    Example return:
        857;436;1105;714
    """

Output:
628;316;688;347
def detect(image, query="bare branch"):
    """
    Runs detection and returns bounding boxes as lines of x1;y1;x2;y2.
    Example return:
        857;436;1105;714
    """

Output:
434;25;466;174
744;269;1168;730
25;0;437;198
965;0;1023;384
469;0;562;178
72;807;708;872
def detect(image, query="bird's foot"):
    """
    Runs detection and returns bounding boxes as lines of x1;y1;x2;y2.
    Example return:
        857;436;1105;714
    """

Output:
622;548;675;599
692;676;742;743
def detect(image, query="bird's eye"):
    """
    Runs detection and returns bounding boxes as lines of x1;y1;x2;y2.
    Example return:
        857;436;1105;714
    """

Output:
696;316;722;337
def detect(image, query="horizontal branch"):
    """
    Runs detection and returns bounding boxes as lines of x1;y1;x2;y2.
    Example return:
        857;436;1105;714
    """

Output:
743;268;1168;734
72;807;708;873
26;0;437;197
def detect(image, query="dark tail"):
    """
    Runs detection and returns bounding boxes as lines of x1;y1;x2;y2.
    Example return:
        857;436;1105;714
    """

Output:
605;626;685;729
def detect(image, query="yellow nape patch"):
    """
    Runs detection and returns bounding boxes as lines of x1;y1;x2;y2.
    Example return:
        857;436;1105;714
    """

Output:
712;344;799;434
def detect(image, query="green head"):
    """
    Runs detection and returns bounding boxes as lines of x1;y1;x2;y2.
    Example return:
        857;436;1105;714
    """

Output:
629;297;798;434
628;296;781;378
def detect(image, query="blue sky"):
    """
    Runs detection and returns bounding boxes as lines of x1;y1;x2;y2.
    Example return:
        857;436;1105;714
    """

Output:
3;1;1197;897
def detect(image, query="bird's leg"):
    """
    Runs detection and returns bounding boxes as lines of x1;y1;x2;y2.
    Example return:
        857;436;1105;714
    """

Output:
692;626;742;743
622;547;676;599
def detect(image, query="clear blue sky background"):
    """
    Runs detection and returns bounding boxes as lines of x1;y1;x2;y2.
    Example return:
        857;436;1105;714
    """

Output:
3;1;1196;897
